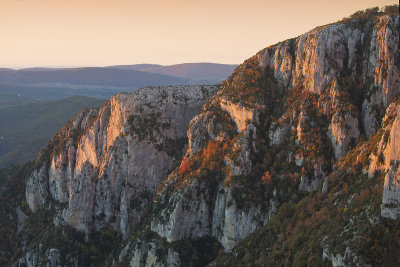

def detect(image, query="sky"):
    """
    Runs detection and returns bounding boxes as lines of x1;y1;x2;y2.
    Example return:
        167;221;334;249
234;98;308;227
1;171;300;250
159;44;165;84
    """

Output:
0;0;397;68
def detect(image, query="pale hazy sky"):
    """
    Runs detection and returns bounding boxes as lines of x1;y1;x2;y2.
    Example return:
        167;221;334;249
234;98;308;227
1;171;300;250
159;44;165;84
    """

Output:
0;0;397;68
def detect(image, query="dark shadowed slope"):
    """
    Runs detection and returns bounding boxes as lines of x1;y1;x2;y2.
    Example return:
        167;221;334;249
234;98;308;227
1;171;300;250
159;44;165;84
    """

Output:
0;82;123;100
0;95;105;168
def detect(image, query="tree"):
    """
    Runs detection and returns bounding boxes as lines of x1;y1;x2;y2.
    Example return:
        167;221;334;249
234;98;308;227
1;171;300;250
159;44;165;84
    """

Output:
180;158;193;175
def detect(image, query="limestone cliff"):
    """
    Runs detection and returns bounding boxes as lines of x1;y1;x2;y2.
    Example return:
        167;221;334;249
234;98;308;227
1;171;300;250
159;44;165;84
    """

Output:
15;7;400;267
135;9;400;266
258;14;399;156
360;99;400;219
25;85;217;237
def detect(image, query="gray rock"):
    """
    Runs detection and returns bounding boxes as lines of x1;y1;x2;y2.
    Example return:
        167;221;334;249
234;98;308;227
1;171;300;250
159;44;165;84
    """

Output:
16;206;28;234
25;85;218;237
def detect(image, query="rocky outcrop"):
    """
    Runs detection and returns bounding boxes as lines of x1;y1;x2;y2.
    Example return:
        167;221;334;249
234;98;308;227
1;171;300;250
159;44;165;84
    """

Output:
118;239;180;267
296;111;308;144
151;181;211;242
151;99;273;251
365;102;400;218
26;162;49;213
259;24;349;94
362;16;400;136
151;181;274;252
150;11;400;257
258;14;400;146
356;100;400;219
269;123;290;146
381;107;400;171
16;206;28;234
328;113;360;159
19;248;71;267
25;85;218;236
382;162;400;219
220;98;255;133
258;16;400;103
211;186;276;251
322;245;370;267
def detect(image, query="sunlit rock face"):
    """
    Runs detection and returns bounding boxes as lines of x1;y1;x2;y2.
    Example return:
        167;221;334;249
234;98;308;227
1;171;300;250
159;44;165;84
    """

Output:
364;103;400;219
151;89;273;251
25;85;218;236
151;12;400;253
220;98;255;133
258;15;400;141
362;16;400;137
328;113;360;160
150;13;400;257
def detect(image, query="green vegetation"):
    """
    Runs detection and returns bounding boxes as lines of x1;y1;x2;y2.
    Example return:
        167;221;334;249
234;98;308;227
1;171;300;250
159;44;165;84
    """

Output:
0;92;35;108
221;56;278;109
127;111;171;143
0;164;121;266
341;5;399;24
0;162;33;265
0;95;104;169
118;226;223;267
21;210;123;266
0;83;121;101
211;165;395;266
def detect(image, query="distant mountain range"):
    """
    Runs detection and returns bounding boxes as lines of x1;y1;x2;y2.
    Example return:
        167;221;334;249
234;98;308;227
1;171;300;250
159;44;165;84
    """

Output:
107;62;238;80
0;63;237;100
0;67;186;87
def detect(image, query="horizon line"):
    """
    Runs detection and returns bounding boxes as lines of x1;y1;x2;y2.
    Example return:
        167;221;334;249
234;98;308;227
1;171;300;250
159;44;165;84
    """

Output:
0;62;240;71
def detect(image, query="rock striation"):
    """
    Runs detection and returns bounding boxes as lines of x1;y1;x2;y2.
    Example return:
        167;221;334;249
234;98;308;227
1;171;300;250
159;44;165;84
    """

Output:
258;15;399;158
145;11;400;265
363;101;400;219
25;85;218;236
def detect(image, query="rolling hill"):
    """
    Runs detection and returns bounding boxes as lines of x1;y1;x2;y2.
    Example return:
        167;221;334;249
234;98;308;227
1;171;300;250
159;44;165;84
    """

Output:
0;67;188;87
109;63;238;81
0;95;105;168
0;63;237;100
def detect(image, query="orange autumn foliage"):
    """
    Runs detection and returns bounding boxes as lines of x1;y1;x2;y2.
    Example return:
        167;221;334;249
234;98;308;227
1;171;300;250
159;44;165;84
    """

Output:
179;158;193;175
261;171;272;184
201;140;224;172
